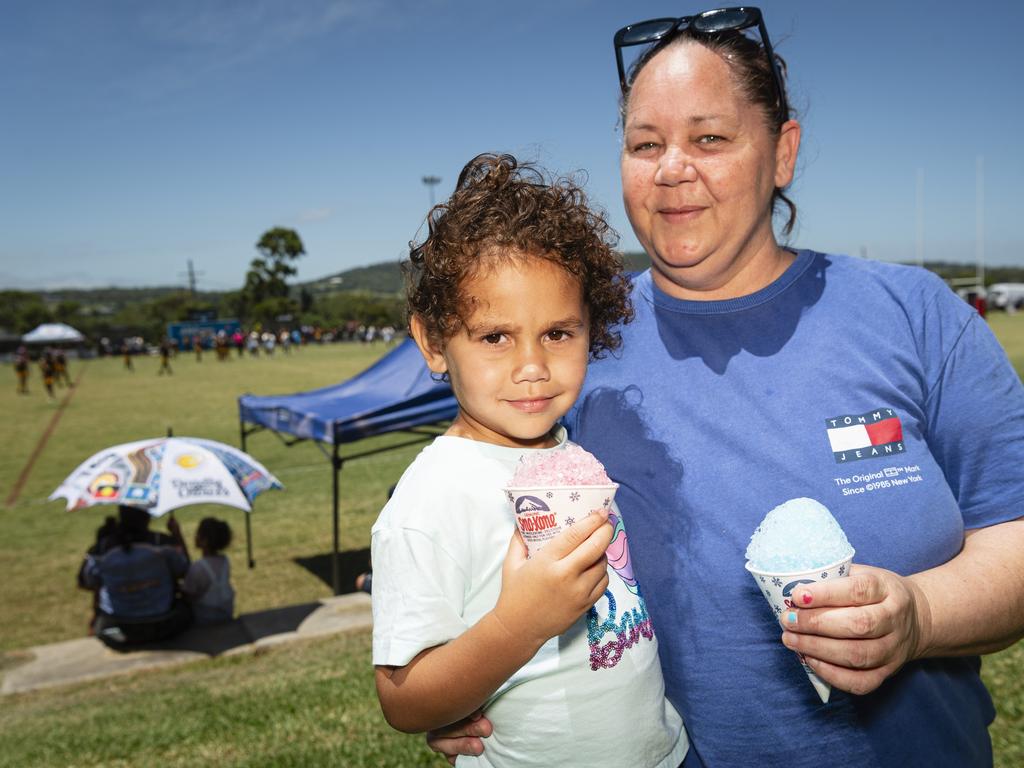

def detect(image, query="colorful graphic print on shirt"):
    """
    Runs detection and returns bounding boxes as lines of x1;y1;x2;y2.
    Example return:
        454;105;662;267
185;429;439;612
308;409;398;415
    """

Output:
587;511;654;671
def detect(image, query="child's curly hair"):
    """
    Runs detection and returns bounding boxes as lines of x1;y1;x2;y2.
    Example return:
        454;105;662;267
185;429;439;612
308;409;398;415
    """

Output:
405;153;633;359
197;517;232;553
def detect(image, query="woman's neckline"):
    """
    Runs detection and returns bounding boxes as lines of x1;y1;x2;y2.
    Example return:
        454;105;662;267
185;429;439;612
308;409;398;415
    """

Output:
642;249;815;315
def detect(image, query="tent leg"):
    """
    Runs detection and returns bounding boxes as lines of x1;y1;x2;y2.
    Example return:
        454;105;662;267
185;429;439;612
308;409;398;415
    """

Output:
332;444;341;595
246;512;255;569
240;421;247;453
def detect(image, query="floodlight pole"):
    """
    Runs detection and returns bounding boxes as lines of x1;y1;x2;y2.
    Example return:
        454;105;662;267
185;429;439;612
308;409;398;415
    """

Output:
422;175;441;209
915;168;924;268
976;156;985;288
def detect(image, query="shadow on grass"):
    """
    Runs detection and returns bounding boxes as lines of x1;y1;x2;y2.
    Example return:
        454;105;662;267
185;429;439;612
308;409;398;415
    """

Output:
111;602;325;657
71;551;373;661
294;548;371;594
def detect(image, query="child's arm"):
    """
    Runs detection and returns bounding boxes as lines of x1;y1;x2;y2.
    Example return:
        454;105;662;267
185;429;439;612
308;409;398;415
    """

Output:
166;516;190;562
375;509;612;733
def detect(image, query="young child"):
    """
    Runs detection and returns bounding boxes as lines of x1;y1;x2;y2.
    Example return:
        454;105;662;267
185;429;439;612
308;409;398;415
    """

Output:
181;517;235;625
371;154;687;767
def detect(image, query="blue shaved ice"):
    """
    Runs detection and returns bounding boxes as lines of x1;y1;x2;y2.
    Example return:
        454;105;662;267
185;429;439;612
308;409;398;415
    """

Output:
745;497;854;572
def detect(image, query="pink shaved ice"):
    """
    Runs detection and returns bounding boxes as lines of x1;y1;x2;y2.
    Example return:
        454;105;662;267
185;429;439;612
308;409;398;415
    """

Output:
509;445;612;487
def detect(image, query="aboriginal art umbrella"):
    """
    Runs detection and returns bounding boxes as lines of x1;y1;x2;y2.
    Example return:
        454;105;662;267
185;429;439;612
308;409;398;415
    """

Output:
50;436;283;567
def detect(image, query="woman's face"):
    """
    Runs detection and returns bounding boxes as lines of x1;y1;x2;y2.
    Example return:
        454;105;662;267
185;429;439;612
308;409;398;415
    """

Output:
621;41;800;299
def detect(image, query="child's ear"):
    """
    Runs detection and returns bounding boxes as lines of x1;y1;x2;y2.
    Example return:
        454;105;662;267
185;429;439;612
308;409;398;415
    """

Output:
409;314;447;376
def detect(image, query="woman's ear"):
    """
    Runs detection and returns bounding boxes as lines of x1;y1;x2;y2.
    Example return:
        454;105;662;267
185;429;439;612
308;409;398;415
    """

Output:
409;314;447;376
774;119;801;189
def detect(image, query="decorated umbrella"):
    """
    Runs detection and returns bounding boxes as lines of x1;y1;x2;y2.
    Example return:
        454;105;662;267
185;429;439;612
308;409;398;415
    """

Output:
50;436;283;567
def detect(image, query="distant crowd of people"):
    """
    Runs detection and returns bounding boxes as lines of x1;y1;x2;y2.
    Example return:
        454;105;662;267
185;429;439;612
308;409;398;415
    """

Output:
77;505;235;650
83;322;402;377
7;321;403;391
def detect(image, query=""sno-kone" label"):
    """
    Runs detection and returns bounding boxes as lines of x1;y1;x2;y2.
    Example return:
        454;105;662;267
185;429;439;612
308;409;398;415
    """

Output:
506;485;617;557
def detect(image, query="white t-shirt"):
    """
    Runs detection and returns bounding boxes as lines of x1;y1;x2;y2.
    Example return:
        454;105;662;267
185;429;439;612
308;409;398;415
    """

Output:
371;429;687;768
183;555;235;625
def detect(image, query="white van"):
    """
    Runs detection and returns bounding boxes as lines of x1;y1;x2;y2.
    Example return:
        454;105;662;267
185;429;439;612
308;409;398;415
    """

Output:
986;284;1024;310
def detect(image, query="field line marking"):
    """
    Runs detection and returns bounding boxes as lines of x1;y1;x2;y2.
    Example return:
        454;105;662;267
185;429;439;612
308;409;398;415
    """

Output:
5;364;87;508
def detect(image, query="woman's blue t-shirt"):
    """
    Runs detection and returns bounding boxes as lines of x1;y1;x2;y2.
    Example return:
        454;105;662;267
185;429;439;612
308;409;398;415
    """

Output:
567;250;1024;767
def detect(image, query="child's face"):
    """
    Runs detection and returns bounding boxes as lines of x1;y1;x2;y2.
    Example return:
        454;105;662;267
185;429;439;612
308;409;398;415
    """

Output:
418;255;590;449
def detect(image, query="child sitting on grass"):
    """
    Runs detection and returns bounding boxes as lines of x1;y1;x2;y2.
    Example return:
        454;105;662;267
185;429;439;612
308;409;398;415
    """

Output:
182;517;235;625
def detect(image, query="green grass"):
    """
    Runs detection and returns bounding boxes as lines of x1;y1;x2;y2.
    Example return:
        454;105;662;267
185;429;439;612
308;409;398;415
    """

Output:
0;631;435;768
0;342;427;651
988;312;1024;372
2;321;1024;767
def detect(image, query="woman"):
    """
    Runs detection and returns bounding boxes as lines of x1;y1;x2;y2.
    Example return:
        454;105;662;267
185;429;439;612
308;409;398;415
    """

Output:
431;7;1024;766
80;506;192;648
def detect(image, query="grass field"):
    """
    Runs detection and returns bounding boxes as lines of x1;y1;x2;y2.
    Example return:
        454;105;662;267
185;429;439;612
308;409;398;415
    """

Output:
0;342;427;652
2;322;1023;767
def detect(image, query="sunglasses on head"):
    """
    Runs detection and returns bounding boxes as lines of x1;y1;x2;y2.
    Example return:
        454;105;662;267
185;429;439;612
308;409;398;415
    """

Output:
613;6;788;122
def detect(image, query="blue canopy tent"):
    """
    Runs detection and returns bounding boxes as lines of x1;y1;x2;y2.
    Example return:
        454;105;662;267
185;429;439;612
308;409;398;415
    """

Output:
238;338;457;592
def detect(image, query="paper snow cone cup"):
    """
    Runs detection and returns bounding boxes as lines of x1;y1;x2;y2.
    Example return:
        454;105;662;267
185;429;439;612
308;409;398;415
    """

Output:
745;553;855;703
504;484;618;558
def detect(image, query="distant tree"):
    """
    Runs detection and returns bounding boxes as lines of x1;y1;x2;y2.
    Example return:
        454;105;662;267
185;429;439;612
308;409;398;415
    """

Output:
313;291;405;328
221;289;246;320
55;300;82;324
0;291;51;332
240;227;305;323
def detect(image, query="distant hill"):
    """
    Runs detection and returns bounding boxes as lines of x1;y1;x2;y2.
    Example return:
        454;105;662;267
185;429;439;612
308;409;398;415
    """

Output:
303;252;653;296
622;251;651;272
907;262;1024;285
35;286;222;306
25;256;1024;308
302;261;404;295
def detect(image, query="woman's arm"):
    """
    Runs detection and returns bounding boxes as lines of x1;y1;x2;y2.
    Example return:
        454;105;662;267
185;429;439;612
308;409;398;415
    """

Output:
780;517;1024;695
376;510;612;733
425;714;494;766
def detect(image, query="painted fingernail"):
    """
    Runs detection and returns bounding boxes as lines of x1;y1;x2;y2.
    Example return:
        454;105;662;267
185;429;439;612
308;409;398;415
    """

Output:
801;593;813;605
786;611;797;624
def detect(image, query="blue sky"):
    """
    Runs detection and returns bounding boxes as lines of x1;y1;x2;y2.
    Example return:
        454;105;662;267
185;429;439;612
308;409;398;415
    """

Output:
2;0;1022;291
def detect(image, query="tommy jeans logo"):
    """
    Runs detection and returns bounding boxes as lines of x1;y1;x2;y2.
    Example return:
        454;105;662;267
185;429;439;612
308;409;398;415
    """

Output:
826;408;904;463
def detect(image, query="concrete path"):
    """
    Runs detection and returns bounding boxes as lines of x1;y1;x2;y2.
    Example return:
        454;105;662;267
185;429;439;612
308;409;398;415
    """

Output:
1;593;372;696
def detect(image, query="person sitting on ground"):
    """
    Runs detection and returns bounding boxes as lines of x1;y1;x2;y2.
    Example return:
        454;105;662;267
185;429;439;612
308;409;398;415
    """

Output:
80;505;192;648
77;514;120;633
354;483;397;595
181;517;236;625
